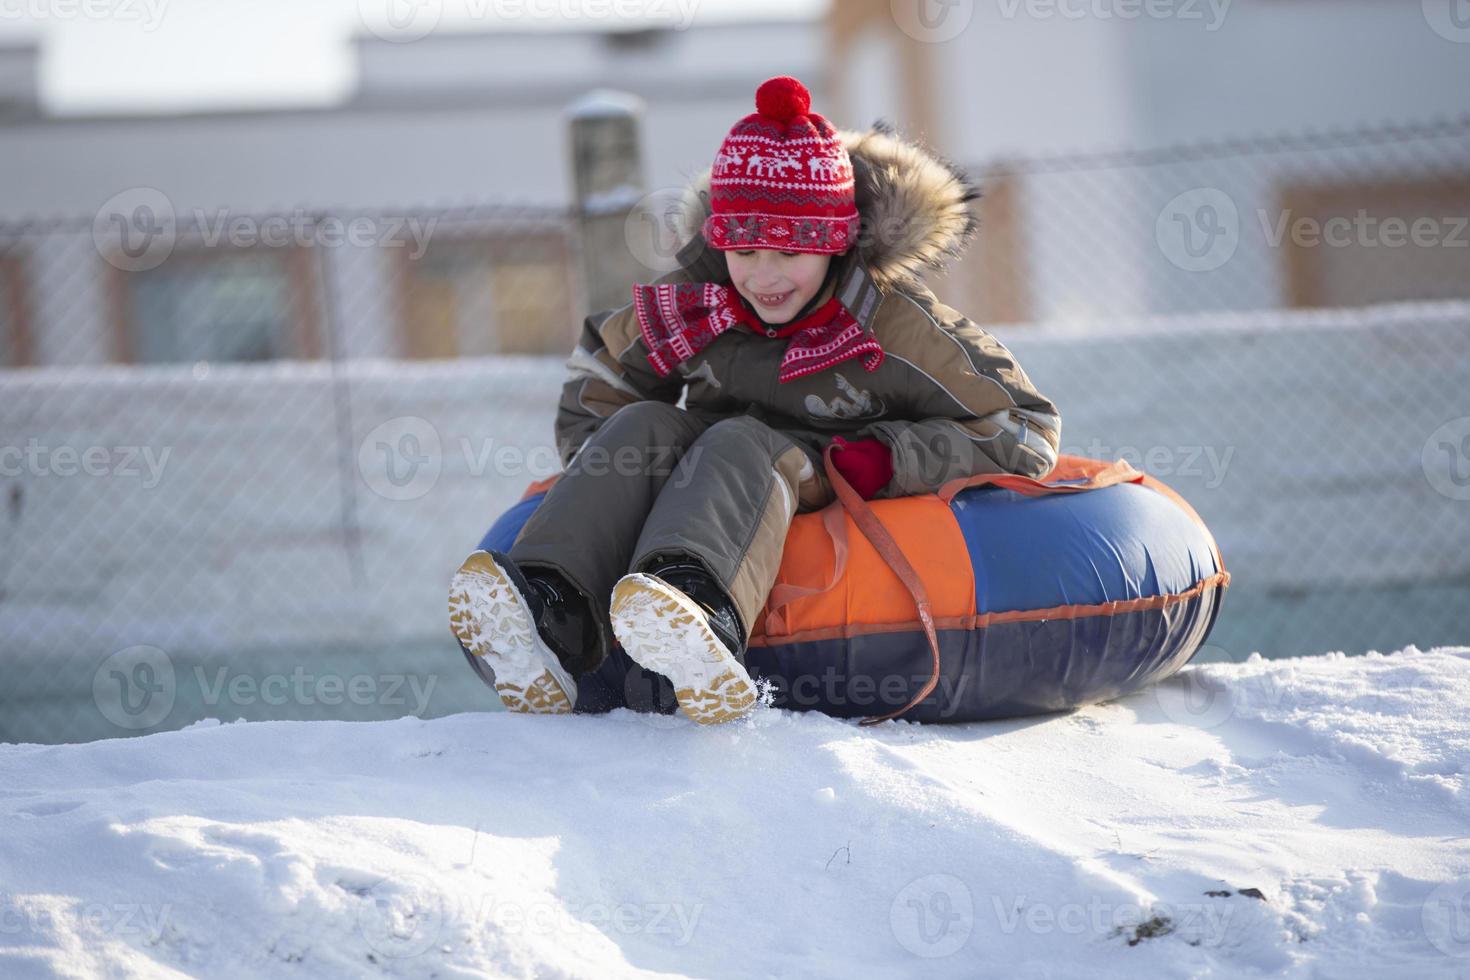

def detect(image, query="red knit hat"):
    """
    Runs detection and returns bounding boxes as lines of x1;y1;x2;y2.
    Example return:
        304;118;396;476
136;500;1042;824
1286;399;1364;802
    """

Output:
702;76;859;255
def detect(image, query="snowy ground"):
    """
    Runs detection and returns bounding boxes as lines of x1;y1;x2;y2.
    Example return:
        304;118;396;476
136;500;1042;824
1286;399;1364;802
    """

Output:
2;646;1469;979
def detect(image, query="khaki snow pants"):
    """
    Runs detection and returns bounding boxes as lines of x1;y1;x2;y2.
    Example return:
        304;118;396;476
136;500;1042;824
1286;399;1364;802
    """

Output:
507;401;824;696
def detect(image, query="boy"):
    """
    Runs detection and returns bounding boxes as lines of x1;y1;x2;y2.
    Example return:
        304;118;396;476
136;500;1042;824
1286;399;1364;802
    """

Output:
449;77;1060;724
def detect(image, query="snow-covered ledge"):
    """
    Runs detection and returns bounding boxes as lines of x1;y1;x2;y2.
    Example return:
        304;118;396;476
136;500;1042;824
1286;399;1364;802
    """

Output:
2;302;1466;664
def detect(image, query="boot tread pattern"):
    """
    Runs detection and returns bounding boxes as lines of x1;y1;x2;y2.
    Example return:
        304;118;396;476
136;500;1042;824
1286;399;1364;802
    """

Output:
448;551;575;715
610;573;757;725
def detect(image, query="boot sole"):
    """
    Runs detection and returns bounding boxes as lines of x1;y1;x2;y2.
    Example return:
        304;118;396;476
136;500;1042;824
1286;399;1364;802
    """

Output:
448;551;577;714
609;572;757;725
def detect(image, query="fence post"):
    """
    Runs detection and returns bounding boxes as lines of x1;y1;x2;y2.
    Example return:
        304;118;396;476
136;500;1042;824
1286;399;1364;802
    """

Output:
567;89;646;319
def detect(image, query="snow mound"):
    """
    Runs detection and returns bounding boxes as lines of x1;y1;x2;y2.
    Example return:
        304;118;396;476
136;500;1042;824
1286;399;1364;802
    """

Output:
2;646;1469;979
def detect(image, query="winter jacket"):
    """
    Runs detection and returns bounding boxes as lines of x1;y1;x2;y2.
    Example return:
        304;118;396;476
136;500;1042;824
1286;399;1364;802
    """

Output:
552;125;1062;512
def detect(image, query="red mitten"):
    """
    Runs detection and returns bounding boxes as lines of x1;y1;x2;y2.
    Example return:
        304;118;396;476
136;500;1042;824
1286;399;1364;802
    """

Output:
828;435;893;500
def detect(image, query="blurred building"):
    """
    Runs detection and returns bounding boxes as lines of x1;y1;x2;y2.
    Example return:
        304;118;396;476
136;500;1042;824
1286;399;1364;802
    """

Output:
4;7;1470;367
0;21;823;366
830;1;1470;322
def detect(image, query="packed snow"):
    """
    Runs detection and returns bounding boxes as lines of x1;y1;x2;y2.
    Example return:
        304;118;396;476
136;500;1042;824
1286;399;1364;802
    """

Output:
2;646;1469;979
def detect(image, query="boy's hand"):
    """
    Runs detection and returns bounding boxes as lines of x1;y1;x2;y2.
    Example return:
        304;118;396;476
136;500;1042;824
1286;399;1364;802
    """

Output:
827;435;893;500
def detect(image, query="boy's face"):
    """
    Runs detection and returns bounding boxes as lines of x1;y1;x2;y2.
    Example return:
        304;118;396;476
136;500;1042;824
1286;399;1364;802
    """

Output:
725;249;833;324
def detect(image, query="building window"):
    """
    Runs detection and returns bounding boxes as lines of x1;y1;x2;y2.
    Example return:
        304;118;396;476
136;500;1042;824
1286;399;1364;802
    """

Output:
1280;176;1470;309
112;246;320;363
1;252;33;368
398;233;576;359
601;27;666;54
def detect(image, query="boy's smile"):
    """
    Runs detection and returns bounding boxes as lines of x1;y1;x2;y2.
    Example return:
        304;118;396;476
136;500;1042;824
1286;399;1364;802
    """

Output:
726;249;835;325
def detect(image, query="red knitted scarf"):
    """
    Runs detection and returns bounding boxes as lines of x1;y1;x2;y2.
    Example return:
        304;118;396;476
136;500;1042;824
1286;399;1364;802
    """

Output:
631;281;884;384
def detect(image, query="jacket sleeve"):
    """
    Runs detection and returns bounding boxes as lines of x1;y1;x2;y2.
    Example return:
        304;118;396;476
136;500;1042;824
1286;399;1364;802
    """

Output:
553;300;686;469
851;292;1062;498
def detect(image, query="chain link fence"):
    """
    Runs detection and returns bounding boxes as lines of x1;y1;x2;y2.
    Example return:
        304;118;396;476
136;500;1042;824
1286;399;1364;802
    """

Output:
942;116;1470;323
3;116;1469;744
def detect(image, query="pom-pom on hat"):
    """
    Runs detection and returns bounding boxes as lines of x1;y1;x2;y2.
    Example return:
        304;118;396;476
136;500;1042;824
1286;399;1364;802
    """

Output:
702;76;859;255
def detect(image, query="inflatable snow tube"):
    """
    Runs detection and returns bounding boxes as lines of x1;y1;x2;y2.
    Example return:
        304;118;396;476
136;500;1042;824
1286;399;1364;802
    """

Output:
470;455;1229;724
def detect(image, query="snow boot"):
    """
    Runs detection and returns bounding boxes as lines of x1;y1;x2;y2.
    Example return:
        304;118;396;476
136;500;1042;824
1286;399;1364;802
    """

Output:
609;558;758;725
449;550;595;714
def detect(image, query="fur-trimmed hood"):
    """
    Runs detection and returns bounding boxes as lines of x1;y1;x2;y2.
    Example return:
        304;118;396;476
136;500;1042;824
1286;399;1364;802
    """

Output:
676;124;979;293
